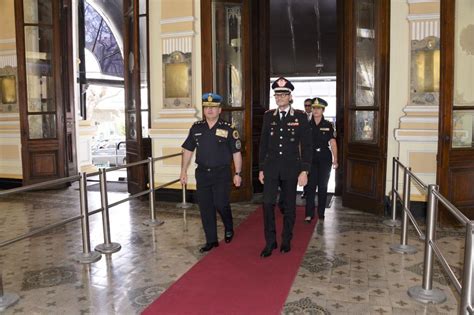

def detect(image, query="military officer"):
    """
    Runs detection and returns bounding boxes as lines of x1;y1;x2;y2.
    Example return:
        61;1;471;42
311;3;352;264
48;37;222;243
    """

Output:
304;97;338;222
258;77;312;258
180;93;243;253
303;98;313;121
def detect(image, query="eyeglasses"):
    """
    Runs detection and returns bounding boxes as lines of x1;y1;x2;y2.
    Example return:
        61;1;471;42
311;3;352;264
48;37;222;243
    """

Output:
304;104;312;107
274;94;290;98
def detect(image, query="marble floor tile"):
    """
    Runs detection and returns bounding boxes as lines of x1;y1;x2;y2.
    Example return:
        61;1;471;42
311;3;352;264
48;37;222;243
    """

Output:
0;188;465;314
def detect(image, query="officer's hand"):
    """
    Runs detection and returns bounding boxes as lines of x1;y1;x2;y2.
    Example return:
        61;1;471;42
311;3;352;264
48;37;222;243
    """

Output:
333;162;339;169
233;175;242;187
258;171;264;184
180;172;188;185
298;172;308;187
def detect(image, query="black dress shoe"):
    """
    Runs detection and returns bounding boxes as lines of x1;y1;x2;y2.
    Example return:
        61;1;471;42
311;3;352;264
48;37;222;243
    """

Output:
224;231;234;243
199;242;219;253
280;242;291;253
260;243;277;258
318;213;325;220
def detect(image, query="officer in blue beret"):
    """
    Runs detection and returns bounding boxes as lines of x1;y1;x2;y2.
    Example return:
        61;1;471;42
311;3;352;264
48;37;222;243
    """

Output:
180;93;243;253
258;77;313;257
304;97;338;222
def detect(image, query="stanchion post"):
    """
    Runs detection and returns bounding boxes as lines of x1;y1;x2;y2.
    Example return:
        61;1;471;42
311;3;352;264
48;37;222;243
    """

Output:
408;184;446;303
143;157;164;226
177;183;192;232
94;168;121;254
390;167;417;254
0;273;19;311
461;222;474;314
75;172;102;264
384;157;401;227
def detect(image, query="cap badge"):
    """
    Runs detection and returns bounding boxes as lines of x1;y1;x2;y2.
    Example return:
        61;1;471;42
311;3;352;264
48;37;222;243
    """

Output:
207;95;213;102
277;78;287;87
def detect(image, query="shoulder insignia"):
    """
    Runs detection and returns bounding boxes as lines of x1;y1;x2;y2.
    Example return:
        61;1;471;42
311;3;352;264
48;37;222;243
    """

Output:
193;119;205;126
265;109;276;114
219;120;232;127
232;130;240;139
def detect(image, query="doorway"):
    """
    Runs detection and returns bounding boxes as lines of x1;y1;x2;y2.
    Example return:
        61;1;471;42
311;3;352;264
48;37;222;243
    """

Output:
268;0;340;196
78;0;127;183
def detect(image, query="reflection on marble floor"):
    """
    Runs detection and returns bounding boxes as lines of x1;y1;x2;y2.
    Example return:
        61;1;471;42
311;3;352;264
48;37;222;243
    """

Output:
0;187;464;314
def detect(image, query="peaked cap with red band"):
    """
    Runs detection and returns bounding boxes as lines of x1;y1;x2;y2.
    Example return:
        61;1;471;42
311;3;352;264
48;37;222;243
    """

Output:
271;77;294;93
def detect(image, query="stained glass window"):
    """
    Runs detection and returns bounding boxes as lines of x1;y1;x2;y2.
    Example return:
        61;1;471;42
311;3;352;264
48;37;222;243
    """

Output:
84;2;124;78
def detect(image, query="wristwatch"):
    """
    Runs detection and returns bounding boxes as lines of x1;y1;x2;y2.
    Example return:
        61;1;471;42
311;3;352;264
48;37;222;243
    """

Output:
235;172;242;176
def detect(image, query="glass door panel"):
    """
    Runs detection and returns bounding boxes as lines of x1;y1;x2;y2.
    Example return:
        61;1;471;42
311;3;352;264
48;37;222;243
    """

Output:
350;0;378;144
452;0;474;148
23;0;52;24
212;2;243;108
23;0;57;140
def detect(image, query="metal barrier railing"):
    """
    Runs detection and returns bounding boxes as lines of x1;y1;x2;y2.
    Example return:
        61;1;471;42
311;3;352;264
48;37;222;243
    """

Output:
0;152;190;311
387;157;474;314
389;159;426;255
383;157;401;227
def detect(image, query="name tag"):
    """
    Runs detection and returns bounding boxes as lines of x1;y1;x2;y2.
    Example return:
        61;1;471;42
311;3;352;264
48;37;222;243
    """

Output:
320;128;330;131
287;122;299;126
216;129;228;138
194;133;202;136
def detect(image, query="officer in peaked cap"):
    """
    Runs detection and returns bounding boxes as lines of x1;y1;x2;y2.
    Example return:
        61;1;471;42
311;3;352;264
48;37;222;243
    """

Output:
304;97;338;223
258;77;313;258
180;92;243;253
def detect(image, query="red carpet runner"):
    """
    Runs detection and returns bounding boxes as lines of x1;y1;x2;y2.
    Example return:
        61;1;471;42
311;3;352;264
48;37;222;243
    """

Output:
142;207;317;315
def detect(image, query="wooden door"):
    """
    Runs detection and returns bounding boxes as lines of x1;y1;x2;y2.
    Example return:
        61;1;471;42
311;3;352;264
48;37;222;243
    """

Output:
15;0;68;185
437;0;474;223
341;0;390;213
123;0;151;194
201;0;253;201
61;0;77;177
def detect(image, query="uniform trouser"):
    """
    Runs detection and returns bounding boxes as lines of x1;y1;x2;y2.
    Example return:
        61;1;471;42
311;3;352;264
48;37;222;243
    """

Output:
278;179;287;210
263;176;297;246
305;158;332;218
195;167;233;243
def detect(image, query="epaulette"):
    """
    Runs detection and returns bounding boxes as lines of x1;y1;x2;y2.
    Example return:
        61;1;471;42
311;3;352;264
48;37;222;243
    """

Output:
218;120;232;127
294;109;305;113
193;120;205;126
265;109;276;114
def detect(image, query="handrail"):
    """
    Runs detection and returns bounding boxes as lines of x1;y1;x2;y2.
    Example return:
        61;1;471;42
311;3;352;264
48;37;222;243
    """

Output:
388;157;473;314
0;215;82;248
432;189;470;225
0;175;81;196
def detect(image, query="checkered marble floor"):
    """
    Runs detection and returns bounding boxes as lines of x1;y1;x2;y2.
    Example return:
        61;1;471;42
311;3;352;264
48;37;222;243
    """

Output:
0;187;464;314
